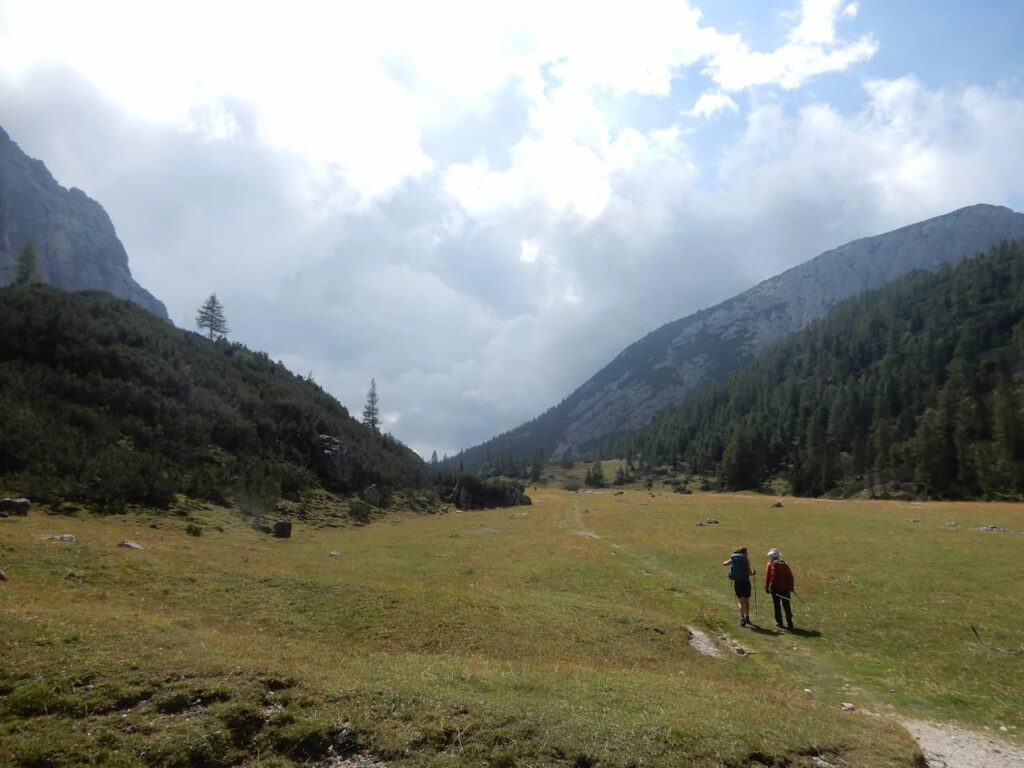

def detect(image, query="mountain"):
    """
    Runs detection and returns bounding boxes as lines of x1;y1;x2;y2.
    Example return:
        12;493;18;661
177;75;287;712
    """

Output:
0;126;169;319
0;285;425;509
630;238;1024;499
450;204;1024;470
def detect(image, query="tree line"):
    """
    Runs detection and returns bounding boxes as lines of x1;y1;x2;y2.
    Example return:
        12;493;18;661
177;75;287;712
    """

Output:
620;239;1024;499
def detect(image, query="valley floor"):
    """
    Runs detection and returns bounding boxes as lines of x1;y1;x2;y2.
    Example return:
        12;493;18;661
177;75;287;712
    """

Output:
1;489;1022;767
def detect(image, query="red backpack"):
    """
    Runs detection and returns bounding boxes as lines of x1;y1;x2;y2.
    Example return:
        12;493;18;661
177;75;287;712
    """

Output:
770;561;794;591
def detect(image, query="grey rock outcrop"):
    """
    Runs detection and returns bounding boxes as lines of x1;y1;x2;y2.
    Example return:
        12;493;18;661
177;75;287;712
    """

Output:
0;126;168;319
362;485;382;507
452;204;1024;462
0;497;30;515
117;539;143;549
313;435;355;489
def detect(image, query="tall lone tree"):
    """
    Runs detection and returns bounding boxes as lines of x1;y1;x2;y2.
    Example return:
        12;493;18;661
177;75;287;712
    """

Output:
13;241;39;285
362;378;380;431
196;293;229;340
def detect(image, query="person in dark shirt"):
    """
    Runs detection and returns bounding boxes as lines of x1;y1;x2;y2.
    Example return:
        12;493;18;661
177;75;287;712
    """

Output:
764;548;795;630
722;547;755;626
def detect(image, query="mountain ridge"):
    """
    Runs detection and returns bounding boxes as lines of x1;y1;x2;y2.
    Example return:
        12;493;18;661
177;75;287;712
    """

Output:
0;125;169;319
450;203;1024;469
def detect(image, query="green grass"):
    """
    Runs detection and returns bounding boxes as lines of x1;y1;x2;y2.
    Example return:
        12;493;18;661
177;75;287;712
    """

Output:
2;490;1021;767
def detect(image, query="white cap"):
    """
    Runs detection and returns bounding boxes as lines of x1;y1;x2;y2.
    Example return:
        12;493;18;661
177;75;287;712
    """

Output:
766;548;782;559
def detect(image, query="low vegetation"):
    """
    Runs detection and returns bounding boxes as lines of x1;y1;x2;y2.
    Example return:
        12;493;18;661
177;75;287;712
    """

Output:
3;489;1021;766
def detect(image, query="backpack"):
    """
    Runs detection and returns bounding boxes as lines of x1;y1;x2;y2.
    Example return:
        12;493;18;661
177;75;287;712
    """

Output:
770;561;794;592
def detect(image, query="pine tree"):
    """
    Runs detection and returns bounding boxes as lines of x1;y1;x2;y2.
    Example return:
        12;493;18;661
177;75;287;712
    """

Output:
196;293;229;339
13;242;39;285
430;450;439;465
362;379;380;431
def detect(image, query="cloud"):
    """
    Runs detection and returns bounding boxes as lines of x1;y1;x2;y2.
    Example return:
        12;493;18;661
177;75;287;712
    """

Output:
688;91;740;119
1;4;1021;459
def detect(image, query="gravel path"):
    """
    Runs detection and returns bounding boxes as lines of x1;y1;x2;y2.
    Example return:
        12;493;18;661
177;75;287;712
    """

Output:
904;720;1024;768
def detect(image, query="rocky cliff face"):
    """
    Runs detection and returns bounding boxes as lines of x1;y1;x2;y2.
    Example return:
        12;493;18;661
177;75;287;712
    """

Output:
453;204;1024;466
0;126;168;319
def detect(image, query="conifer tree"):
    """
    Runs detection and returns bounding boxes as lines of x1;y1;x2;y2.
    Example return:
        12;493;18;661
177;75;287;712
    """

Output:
13;242;39;285
196;293;229;339
362;378;381;431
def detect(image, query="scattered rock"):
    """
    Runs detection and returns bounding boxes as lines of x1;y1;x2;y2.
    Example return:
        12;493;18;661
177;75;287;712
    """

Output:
706;517;719;524
695;521;706;527
118;539;143;549
0;568;7;581
803;688;813;694
946;521;961;528
614;490;624;495
908;519;922;523
323;754;388;768
45;534;77;542
978;524;1011;533
273;521;292;539
841;702;856;712
686;627;722;657
329;551;339;557
811;758;837;768
362;485;383;507
770;500;784;508
0;497;31;515
718;633;753;656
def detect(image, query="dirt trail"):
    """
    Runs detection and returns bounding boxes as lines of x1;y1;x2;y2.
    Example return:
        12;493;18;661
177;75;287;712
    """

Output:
904;720;1024;768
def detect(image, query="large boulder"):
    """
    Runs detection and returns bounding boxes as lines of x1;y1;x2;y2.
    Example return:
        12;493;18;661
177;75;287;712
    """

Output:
451;477;532;511
313;435;355;489
0;497;31;515
273;521;292;539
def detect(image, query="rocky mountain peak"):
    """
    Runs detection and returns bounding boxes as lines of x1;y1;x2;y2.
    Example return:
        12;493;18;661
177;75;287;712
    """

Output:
0;125;168;319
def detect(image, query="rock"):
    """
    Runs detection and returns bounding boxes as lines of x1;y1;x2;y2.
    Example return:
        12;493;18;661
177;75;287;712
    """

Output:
273;521;292;539
0;510;7;518
0;127;169;318
45;534;77;542
706;517;719;524
451;477;532;510
946;521;961;527
362;485;383;507
770;500;784;508
977;524;1010;532
118;539;143;549
0;568;7;581
0;497;31;515
313;435;355;489
328;551;339;557
811;758;837;768
841;702;856;712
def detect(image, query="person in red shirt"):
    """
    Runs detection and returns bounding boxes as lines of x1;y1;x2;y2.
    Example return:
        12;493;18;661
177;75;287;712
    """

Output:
764;548;795;630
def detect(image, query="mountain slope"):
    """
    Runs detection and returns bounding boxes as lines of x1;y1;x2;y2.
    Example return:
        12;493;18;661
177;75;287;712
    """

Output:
0;126;168;319
631;238;1024;499
0;285;425;508
450;204;1024;469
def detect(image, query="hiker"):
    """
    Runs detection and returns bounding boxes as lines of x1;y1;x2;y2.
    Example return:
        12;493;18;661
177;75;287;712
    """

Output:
722;547;755;626
764;548;795;630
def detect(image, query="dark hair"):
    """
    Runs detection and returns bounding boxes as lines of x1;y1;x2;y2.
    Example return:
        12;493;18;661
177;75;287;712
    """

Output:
737;547;747;554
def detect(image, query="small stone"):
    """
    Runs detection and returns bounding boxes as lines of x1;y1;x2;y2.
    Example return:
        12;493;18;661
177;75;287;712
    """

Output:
117;539;143;550
841;702;856;712
0;569;7;581
999;726;1009;732
46;534;77;543
329;551;339;557
770;500;784;508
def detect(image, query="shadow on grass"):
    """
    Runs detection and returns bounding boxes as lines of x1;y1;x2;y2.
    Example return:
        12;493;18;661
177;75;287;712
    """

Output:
788;627;821;638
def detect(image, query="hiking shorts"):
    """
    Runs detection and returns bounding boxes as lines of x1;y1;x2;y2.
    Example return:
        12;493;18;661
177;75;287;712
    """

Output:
733;579;752;598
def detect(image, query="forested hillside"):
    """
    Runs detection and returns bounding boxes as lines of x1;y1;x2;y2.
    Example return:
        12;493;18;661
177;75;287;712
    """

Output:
629;239;1024;499
0;285;425;508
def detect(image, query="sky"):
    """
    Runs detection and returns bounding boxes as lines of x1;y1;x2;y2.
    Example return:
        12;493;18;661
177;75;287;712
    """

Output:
1;0;1022;458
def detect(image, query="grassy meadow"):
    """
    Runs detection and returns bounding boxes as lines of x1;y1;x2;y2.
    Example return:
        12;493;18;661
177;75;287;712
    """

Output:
1;487;1022;767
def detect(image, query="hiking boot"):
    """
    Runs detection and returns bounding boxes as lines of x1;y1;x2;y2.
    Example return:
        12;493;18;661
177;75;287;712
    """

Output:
776;622;784;628
787;622;795;630
740;617;748;627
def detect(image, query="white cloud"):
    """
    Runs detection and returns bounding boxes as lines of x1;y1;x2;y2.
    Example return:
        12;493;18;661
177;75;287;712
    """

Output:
519;239;540;263
688;91;740;119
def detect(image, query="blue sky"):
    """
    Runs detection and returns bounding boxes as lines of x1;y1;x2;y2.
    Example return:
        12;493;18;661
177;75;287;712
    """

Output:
0;0;1022;456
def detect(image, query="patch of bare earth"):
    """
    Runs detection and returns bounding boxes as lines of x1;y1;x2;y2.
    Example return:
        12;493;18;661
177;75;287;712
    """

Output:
903;720;1024;768
685;626;722;657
